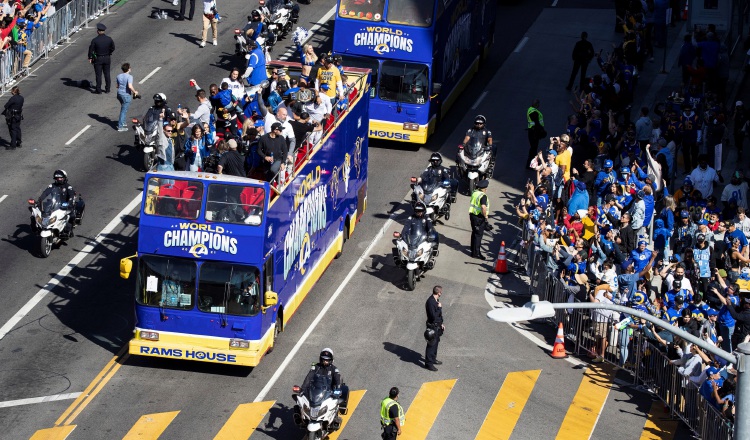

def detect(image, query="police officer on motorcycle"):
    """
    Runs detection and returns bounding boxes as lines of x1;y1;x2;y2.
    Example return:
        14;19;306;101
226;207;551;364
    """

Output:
295;348;349;423
144;94;176;140
462;115;495;160
402;202;439;250
47;170;85;233
418;153;457;202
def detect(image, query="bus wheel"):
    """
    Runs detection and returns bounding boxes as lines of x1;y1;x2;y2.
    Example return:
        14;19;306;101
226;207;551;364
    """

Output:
335;222;349;259
267;318;282;354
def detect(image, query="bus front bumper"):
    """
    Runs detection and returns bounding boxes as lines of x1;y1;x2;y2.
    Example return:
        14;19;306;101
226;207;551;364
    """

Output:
368;119;432;144
130;328;272;367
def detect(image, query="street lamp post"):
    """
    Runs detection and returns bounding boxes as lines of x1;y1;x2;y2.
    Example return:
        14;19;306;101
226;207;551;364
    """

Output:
487;296;748;440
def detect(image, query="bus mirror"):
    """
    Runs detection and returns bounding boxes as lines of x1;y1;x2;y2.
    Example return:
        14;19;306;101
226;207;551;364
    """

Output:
432;83;441;95
120;258;133;279
264;291;278;307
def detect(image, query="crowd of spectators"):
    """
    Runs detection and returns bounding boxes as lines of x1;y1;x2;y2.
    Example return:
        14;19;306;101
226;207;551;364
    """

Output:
516;2;750;426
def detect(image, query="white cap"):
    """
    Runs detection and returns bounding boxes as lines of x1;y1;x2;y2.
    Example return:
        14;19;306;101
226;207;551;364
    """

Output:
738;101;744;106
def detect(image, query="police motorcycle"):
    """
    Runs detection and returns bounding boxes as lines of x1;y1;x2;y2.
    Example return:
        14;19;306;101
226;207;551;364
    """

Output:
132;93;174;171
411;172;452;222
235;11;276;56
28;186;80;258
456;138;494;194
292;381;347;439
260;0;299;41
392;204;439;291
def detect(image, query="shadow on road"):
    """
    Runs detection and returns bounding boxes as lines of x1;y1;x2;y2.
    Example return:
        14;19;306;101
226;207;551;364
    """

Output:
383;341;423;367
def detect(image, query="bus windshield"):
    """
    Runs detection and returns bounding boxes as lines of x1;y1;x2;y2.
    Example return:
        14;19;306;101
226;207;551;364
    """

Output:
198;262;261;316
206;184;265;225
379;61;429;104
387;0;434;27
145;177;204;220
338;0;385;21
340;56;379;97
136;255;196;310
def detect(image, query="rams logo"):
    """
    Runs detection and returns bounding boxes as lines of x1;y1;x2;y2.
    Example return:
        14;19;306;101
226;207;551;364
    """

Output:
374;43;389;55
189;243;209;258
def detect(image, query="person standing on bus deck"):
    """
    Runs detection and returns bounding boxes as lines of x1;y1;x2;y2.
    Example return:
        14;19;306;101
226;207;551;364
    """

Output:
424;285;445;371
526;99;545;168
315;55;344;105
566;32;595;91
380;387;404;439
469;180;492;259
88;23;115;94
258;122;289;181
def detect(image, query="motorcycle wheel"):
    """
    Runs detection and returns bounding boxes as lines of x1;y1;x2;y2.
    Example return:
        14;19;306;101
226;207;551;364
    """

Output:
308;431;321;440
38;235;52;258
406;269;416;291
445;207;451;221
468;178;476;194
266;318;281;354
143;151;155;172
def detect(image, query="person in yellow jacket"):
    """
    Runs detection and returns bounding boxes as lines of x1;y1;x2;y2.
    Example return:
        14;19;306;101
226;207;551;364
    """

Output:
469;180;492;259
380;387;405;439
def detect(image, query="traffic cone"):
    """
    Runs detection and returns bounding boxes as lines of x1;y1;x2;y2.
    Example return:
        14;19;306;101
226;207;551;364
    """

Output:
494;241;508;274
682;0;688;21
550;322;568;359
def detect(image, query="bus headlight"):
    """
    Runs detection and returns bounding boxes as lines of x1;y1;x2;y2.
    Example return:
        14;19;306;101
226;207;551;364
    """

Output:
229;338;250;349
139;331;159;341
403;122;419;131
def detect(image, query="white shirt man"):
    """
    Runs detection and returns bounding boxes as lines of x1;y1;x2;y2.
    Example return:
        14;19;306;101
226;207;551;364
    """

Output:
735;208;750;239
304;92;332;123
689;158;720;199
722;171;749;210
264;107;296;154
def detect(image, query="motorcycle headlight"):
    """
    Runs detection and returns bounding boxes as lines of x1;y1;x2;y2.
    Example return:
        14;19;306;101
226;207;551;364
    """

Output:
401;247;408;257
49;216;57;224
419;192;424;200
301;403;310;415
35;214;41;224
417;249;424;257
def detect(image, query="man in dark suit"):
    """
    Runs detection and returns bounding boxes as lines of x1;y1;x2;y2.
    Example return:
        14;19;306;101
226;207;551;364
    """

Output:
88;23;115;94
566;32;595;91
424;285;445;371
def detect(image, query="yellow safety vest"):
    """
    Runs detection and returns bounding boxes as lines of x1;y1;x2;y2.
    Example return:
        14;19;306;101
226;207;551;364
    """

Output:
526;106;544;128
380;398;405;426
469;190;487;215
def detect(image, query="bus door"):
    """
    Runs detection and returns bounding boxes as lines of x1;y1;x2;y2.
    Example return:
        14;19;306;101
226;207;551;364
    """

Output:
262;254;277;331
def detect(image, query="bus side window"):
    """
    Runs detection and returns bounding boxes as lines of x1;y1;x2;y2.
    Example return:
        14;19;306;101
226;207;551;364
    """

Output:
264;257;274;295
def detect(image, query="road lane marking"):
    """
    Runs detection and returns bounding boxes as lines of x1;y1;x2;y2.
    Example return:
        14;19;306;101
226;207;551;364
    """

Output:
213;400;275;440
29;425;76;440
328;389;366;440
514;37;529;53
123;410;180;439
0;194;7;204
639;400;679;440
0;392;81;408
64;125;91;145
280;5;336;60
0;192;142;342
138;67;161;84
555;364;613;440
61;351;130;426
475;370;541;440
400;379;456;439
471;91;488;110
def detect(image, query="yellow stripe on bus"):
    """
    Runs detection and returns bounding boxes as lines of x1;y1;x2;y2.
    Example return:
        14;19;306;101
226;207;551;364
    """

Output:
122;411;180;440
400;379;457;440
29;426;76;440
213;401;275;440
555;364;614;440
327;390;366;440
639;400;679;440
475;370;541;440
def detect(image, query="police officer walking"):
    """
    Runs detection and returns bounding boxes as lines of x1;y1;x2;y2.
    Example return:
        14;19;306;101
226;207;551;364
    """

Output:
88;23;115;94
525;99;545;167
3;86;23;149
380;387;404;439
424;285;444;371
469;180;491;259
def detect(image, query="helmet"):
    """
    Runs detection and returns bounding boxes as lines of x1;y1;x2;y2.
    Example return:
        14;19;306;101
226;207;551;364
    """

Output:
332;54;342;63
319;348;334;364
251;9;261;20
413;202;427;216
153;93;167;108
424;327;436;342
474;115;486;125
429;152;442;167
53;169;68;186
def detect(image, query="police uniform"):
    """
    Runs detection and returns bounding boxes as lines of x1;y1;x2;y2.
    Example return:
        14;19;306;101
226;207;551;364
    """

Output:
469;180;490;259
465;127;495;158
424;292;443;370
3;89;23;149
380;395;404;440
88;23;115;94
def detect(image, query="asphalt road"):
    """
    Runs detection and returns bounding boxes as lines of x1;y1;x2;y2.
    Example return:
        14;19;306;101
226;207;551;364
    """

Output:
0;0;692;439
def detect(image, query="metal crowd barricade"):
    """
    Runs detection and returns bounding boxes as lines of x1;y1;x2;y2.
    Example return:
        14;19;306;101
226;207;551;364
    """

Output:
0;0;115;92
524;257;733;439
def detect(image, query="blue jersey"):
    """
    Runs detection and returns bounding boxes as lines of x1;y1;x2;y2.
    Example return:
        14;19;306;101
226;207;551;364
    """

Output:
718;294;739;327
246;47;268;86
694;246;711;278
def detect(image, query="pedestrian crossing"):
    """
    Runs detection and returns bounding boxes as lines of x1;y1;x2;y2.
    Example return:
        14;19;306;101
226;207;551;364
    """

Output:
29;367;680;440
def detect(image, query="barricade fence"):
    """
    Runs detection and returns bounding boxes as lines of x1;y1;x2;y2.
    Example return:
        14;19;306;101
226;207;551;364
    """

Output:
525;256;733;440
0;0;113;92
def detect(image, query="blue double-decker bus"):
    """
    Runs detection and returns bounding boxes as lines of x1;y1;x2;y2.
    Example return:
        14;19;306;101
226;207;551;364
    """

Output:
119;65;370;366
333;0;496;144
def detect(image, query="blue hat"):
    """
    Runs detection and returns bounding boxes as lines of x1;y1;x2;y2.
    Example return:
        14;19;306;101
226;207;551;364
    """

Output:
638;239;647;246
707;308;719;317
706;366;721;377
698;218;708;225
604;159;613;168
254;119;264;127
17;18;26;26
320;83;330;91
622;259;634;270
548;149;558;157
684;176;693;186
680;210;690;219
620;167;630;174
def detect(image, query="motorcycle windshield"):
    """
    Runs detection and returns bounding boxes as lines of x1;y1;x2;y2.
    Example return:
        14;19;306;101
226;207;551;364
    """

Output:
404;221;426;248
465;139;483;160
420;173;439;193
308;375;333;407
39;187;63;215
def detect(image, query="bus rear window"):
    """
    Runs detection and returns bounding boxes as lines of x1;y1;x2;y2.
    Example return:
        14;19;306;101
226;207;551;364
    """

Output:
198;262;261;316
145;177;204;220
338;0;384;21
206;184;265;225
387;0;434;27
136;256;196;310
379;61;429;104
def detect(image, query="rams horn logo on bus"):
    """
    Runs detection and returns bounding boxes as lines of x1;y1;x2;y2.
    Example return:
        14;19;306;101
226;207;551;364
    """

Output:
164;223;238;255
189;243;209;258
354;26;413;55
284;166;327;280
